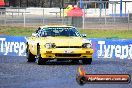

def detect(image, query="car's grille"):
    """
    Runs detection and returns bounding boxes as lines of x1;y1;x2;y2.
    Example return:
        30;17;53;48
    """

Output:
55;54;81;57
56;46;82;48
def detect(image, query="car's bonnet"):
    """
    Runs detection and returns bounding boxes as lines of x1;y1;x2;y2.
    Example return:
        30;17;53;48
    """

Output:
39;36;91;46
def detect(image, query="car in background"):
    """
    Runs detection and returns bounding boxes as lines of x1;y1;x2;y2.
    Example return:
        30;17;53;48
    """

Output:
26;25;94;65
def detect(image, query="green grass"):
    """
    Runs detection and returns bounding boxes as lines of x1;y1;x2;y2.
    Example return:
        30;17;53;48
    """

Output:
0;26;132;39
79;29;132;39
0;26;36;36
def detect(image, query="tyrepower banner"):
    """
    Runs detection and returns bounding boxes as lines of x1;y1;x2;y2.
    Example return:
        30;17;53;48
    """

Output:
0;36;27;56
90;38;132;59
0;36;132;59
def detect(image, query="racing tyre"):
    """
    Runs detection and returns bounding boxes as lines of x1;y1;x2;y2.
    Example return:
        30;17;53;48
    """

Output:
82;58;92;65
37;45;47;65
26;44;36;62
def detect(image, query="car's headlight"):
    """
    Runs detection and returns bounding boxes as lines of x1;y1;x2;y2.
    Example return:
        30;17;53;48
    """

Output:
45;43;56;49
82;43;91;48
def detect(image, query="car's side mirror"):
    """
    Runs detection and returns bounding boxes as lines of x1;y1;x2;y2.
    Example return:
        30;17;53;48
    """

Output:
82;34;87;37
32;33;37;37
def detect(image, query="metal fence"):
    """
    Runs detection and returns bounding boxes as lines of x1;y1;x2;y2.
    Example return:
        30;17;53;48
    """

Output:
0;7;132;30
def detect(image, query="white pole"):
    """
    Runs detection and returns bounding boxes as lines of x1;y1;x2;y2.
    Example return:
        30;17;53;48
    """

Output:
82;7;85;29
43;8;44;24
128;10;129;30
18;7;19;16
24;9;26;27
5;9;6;26
105;2;107;25
62;8;64;25
114;3;116;24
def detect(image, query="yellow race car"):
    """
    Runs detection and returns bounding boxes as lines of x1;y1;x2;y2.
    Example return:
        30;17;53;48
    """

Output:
26;25;94;65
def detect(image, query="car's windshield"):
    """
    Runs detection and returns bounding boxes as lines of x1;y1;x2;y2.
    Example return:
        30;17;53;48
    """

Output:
40;27;81;37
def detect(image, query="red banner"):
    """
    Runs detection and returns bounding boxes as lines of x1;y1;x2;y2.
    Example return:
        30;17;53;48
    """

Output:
0;0;5;6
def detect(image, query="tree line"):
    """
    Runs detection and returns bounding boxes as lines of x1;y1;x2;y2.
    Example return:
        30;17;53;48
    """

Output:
7;0;78;8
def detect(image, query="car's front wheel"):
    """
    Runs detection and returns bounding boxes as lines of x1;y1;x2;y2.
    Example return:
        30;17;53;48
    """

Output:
37;44;47;65
82;58;92;65
26;44;36;62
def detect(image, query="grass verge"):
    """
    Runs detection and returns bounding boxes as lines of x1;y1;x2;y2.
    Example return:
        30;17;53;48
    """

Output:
0;26;132;39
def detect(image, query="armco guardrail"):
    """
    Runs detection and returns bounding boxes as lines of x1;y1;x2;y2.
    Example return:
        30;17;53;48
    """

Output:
0;36;132;59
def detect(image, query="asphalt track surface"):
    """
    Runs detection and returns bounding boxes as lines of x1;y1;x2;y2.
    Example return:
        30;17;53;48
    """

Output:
0;55;132;88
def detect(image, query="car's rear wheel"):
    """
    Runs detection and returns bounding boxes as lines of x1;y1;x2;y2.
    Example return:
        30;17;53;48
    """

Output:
37;44;47;65
82;58;92;65
26;44;36;62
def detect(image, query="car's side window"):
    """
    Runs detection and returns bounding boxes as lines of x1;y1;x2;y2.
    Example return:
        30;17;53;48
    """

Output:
35;27;41;33
32;27;41;37
37;29;43;37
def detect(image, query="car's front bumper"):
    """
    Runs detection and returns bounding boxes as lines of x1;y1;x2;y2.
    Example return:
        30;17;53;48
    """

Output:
40;48;94;59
